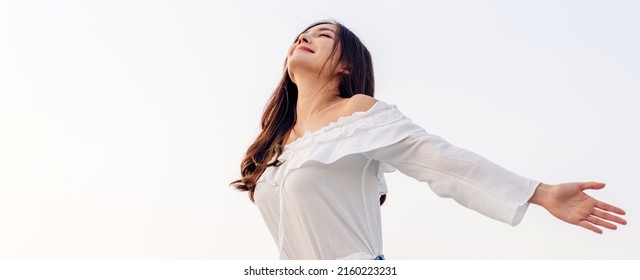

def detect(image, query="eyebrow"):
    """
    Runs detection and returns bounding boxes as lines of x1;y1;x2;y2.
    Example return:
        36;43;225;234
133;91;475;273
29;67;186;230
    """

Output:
317;27;336;33
304;27;337;35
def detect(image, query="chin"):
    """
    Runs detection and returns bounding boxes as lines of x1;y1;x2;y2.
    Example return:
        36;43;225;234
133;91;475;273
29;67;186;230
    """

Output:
287;60;320;77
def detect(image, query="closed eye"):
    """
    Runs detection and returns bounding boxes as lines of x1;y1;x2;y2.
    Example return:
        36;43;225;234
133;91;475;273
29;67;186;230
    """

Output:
319;33;332;38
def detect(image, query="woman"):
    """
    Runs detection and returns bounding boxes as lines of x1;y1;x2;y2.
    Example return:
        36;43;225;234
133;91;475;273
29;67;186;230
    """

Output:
231;20;627;260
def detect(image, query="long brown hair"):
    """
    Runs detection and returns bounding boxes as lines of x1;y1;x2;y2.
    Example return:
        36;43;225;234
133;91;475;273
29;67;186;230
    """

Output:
231;20;382;203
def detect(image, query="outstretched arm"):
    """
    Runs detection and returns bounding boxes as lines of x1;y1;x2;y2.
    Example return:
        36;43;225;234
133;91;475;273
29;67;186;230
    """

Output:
528;182;627;234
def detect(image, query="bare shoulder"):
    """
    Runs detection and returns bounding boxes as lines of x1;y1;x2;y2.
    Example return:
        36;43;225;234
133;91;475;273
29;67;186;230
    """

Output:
341;94;379;115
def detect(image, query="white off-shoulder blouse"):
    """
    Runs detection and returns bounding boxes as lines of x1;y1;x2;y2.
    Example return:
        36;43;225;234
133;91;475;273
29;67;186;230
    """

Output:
253;101;540;260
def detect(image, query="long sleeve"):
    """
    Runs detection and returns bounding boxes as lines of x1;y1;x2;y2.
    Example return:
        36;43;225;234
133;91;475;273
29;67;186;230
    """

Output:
365;130;540;226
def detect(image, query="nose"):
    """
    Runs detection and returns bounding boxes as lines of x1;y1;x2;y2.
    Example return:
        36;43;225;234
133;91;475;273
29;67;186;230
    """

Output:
296;33;310;44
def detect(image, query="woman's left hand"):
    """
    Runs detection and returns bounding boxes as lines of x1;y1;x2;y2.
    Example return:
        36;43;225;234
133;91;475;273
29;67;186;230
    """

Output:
529;182;627;234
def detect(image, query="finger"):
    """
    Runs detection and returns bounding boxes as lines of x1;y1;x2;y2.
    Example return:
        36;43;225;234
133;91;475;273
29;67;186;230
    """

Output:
587;216;617;230
580;182;605;191
595;200;626;216
578;220;603;234
593;209;627;225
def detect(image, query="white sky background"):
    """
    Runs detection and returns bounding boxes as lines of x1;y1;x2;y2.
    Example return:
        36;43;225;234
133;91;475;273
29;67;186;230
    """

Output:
0;0;638;259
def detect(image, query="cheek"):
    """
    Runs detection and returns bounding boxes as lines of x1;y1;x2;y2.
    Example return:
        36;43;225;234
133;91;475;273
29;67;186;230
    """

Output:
327;46;342;66
324;42;339;58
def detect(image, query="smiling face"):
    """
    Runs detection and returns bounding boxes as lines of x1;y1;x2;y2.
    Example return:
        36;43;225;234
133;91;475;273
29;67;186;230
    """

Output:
286;23;345;83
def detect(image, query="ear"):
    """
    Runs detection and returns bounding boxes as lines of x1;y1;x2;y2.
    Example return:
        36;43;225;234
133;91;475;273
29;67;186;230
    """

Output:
337;61;351;75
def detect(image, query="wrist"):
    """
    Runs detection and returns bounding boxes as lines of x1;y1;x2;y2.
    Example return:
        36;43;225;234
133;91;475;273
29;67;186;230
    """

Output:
529;182;552;207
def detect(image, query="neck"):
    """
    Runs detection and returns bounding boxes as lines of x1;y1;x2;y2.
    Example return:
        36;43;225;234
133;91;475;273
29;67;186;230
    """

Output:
293;73;341;122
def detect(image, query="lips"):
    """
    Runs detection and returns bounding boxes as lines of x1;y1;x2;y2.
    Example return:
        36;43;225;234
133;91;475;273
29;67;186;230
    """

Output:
297;46;314;53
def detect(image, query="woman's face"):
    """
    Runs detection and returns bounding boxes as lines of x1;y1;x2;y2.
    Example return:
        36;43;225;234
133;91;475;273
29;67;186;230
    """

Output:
286;23;343;82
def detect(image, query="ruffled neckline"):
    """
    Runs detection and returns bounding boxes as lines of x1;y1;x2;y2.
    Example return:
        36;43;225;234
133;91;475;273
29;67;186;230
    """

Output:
257;100;423;187
284;101;385;150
